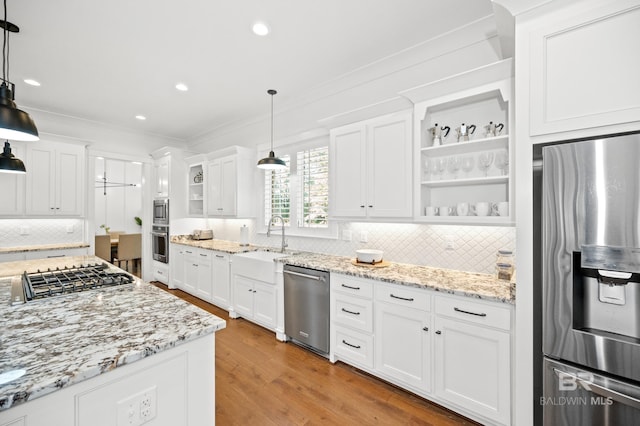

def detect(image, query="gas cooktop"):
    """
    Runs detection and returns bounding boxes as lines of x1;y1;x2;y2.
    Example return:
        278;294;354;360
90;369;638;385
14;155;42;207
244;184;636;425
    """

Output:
11;263;134;304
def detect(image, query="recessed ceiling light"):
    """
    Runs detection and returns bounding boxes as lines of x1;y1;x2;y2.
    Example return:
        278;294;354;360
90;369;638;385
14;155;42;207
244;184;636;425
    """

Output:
24;79;41;86
252;22;270;36
175;83;188;92
135;115;146;120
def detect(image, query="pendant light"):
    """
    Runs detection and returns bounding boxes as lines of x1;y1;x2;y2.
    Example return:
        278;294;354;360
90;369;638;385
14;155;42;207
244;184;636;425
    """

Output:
257;89;286;170
0;140;25;173
0;0;39;142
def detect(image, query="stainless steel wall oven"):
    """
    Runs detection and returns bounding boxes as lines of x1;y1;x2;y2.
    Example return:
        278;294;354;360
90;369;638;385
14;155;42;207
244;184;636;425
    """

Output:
541;133;640;425
151;225;169;263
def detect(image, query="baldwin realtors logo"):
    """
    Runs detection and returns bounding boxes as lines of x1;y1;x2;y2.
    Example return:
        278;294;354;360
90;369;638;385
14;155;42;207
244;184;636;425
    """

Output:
540;370;613;407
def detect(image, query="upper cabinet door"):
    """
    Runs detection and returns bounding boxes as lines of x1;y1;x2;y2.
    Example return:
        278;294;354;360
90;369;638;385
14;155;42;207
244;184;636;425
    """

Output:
26;141;84;216
207;159;223;215
0;143;25;216
529;1;640;137
155;157;170;198
220;156;237;216
367;113;412;218
330;123;367;217
330;111;413;219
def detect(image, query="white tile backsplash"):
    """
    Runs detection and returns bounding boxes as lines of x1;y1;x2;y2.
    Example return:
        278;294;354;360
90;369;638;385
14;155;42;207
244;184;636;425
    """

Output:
197;218;515;274
0;219;85;247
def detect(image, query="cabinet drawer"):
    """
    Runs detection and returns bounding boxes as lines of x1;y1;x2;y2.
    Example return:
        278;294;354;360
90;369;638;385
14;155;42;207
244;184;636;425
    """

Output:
435;295;511;331
331;274;373;299
195;249;212;266
375;283;430;311
334;293;373;333
334;325;374;369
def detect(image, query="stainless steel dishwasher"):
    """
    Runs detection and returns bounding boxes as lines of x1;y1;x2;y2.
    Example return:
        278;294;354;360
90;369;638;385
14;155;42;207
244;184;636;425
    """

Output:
283;264;330;356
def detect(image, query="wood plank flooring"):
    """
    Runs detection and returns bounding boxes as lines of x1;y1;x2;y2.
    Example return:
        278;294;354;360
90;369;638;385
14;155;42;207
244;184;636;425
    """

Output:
151;283;480;426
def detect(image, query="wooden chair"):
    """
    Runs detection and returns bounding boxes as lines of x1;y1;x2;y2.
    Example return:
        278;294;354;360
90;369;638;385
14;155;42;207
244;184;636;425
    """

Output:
108;230;125;239
94;235;112;262
114;233;142;274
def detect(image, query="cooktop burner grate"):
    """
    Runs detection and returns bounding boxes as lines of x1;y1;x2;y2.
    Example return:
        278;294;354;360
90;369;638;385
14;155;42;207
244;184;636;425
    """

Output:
21;263;134;301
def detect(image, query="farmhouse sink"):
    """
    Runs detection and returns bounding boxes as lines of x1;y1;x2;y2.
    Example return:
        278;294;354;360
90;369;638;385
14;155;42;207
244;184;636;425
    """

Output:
232;250;292;282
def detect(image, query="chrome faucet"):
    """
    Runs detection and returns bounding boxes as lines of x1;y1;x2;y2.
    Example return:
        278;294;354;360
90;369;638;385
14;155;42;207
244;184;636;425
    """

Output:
267;215;287;253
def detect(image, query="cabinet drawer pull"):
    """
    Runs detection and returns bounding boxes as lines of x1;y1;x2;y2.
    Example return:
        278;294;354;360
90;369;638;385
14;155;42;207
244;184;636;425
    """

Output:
216;254;225;258
390;294;414;302
341;284;360;290
454;307;487;317
435;330;442;335
193;264;198;267
186;250;193;254
46;254;66;258
199;253;208;257
341;308;360;316
342;340;361;349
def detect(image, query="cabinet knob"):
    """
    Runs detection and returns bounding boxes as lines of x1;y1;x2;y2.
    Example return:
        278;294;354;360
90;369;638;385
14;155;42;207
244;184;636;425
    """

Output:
435;330;442;335
360;205;365;208
368;205;373;208
422;327;429;332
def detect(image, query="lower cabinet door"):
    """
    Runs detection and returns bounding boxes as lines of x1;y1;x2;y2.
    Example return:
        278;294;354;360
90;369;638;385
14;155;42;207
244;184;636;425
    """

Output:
211;252;230;309
253;280;276;329
233;275;254;319
374;302;431;392
195;252;213;302
434;316;511;425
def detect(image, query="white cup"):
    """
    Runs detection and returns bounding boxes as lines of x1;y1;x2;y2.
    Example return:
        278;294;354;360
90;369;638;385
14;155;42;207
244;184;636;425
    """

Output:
456;202;469;216
440;206;454;217
425;206;438;216
495;201;509;217
475;202;490;216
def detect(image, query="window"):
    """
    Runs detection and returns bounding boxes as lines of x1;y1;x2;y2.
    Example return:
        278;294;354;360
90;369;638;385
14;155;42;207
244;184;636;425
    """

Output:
263;142;331;236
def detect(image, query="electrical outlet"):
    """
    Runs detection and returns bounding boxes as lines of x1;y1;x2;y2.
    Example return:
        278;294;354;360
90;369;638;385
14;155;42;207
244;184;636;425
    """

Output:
445;236;455;250
359;231;368;243
342;230;352;241
117;386;157;426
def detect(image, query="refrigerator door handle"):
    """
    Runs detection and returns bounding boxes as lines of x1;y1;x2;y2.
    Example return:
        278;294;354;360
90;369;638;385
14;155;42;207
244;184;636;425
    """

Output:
554;368;640;410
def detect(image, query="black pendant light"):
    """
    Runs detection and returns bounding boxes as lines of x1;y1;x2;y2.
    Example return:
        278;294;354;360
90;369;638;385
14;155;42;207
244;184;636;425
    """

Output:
0;140;25;173
0;0;39;142
257;89;286;170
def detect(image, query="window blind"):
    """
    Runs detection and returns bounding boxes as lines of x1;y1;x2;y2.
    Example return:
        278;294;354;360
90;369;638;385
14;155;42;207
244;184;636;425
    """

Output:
297;146;329;228
264;155;291;226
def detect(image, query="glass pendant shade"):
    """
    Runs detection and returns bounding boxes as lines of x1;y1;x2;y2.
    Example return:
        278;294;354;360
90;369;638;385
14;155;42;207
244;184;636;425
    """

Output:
257;89;286;170
0;140;26;173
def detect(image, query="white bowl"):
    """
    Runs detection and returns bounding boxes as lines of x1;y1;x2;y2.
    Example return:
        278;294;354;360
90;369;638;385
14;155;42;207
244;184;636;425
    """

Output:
356;249;383;264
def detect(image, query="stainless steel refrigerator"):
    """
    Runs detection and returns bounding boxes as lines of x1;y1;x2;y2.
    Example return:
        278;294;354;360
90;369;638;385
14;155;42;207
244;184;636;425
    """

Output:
542;133;640;425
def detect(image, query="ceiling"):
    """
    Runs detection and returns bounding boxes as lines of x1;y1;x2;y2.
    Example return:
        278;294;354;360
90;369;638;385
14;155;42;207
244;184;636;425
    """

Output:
7;0;494;142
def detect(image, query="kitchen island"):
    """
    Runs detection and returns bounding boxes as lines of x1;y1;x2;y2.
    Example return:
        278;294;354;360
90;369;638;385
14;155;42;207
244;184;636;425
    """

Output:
0;256;226;426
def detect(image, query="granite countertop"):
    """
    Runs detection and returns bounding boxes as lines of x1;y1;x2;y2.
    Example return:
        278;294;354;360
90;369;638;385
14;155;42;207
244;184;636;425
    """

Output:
0;242;90;254
171;236;514;304
279;252;514;304
0;256;226;411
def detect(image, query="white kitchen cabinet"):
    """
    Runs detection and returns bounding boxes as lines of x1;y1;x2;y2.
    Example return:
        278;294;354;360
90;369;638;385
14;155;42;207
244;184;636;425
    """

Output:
330;110;412;218
152;260;169;285
330;274;375;369
528;1;640;138
187;162;205;216
433;295;511;425
232;275;276;330
206;146;255;218
211;251;231;309
170;244;185;290
154;155;170;198
0;142;25;216
412;74;513;225
182;248;213;302
26;141;85;216
374;283;431;392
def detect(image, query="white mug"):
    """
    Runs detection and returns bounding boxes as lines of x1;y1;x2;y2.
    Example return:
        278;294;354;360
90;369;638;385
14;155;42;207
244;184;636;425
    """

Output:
425;206;438;216
456;202;469;216
440;206;454;217
493;201;509;217
475;202;490;216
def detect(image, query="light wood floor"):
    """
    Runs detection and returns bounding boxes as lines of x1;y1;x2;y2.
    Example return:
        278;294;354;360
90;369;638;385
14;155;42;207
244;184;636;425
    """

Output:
151;283;479;426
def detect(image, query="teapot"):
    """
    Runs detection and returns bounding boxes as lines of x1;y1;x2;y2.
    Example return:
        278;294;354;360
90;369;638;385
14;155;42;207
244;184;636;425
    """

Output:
484;121;505;137
455;123;476;142
428;123;450;147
